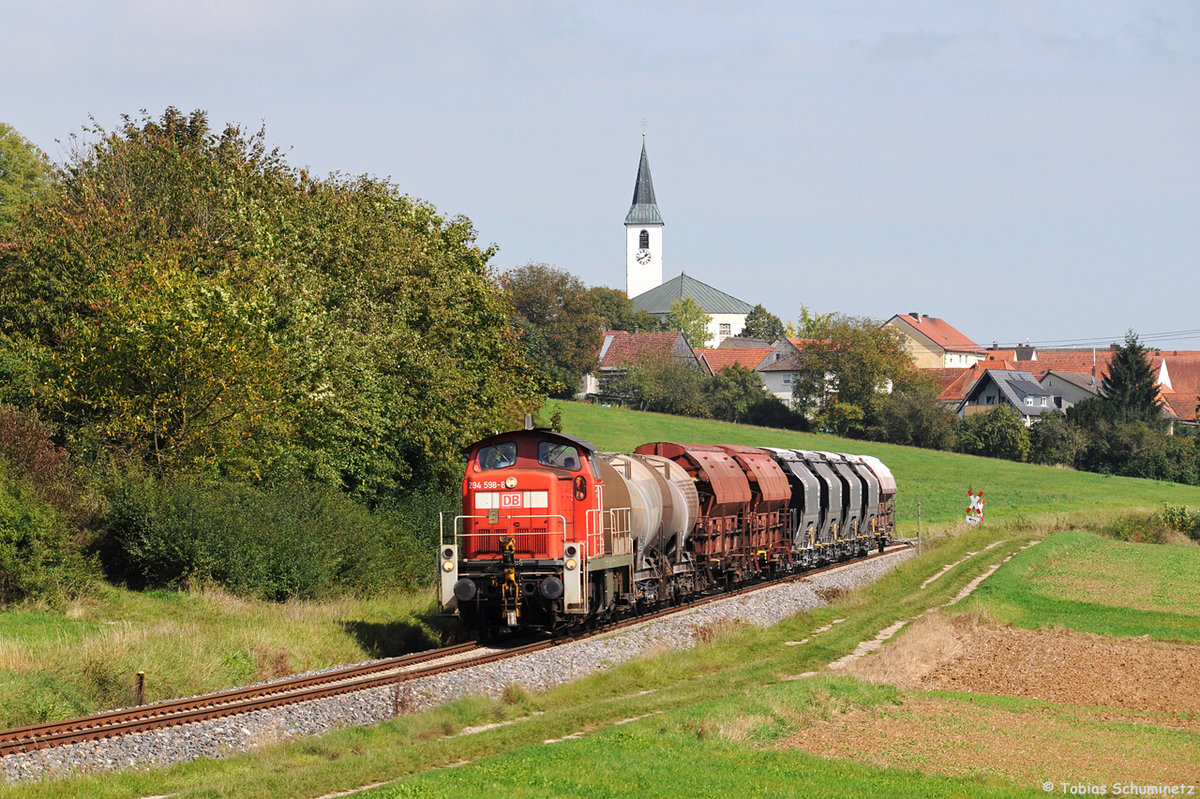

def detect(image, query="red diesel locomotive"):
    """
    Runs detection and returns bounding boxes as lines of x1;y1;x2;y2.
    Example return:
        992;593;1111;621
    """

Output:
438;428;896;632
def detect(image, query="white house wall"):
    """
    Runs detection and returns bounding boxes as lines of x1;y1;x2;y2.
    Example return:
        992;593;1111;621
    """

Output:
706;313;746;349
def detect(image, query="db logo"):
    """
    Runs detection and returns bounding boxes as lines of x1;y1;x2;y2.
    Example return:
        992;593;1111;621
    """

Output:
500;493;523;509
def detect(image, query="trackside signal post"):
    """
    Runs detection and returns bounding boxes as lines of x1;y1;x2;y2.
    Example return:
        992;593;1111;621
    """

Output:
966;491;985;525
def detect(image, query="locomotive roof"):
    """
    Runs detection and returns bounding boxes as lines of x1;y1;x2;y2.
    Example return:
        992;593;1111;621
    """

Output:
466;428;599;455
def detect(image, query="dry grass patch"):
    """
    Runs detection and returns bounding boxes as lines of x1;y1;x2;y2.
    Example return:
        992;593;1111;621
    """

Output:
849;611;972;687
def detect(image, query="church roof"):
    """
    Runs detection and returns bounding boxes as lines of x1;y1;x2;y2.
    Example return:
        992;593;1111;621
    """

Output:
625;141;663;226
631;272;754;315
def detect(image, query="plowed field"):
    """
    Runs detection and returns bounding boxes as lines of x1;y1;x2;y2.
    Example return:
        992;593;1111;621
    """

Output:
785;613;1200;787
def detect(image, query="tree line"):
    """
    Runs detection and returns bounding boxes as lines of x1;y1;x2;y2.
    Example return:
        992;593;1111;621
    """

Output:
0;109;549;604
509;261;1200;489
0;110;1194;606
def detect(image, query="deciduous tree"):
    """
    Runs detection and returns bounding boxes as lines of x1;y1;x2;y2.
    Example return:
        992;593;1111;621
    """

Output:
789;314;911;426
741;304;785;342
610;351;707;417
665;296;712;349
1028;410;1084;466
588;286;660;333
871;373;956;450
955;406;1031;462
501;263;603;397
0;123;52;240
704;365;769;423
0;108;540;498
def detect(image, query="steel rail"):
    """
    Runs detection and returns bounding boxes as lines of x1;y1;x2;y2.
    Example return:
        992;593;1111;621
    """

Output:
0;641;483;756
0;542;912;757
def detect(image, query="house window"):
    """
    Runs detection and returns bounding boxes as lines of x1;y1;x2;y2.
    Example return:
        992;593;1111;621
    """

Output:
783;375;792;387
1025;397;1034;406
639;230;649;249
719;323;731;338
1040;397;1047;407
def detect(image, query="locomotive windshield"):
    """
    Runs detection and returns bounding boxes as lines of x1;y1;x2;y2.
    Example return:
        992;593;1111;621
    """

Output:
476;442;517;471
538;441;580;471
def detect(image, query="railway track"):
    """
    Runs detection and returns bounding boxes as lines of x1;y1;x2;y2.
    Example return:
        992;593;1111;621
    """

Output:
0;543;911;758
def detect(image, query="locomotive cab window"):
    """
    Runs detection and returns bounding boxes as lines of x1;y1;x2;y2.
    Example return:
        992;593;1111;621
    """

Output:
538;441;580;471
476;442;517;471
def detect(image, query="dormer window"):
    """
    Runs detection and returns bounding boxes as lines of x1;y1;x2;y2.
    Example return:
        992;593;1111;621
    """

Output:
639;230;649;249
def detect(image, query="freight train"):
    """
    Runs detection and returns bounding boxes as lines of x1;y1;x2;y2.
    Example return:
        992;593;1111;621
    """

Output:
438;428;896;633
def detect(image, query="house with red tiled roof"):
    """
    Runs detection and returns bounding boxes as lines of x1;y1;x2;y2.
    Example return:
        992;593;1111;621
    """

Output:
754;338;826;405
579;330;706;402
1162;392;1200;424
1154;353;1200;424
884;314;987;369
1026;348;1200;424
930;366;981;407
696;337;824;407
695;348;772;375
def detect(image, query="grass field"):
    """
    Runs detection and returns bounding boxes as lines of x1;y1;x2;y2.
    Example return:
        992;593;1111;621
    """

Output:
4;403;1200;796
959;530;1200;641
0;588;447;729
547;400;1200;528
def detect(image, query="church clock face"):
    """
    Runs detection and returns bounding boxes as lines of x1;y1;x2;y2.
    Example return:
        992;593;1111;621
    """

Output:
635;248;651;265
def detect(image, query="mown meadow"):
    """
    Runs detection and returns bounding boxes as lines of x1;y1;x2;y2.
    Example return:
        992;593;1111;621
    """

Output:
3;403;1200;797
550;399;1200;528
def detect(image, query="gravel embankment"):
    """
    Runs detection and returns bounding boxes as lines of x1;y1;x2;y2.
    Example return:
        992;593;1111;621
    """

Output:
2;548;913;784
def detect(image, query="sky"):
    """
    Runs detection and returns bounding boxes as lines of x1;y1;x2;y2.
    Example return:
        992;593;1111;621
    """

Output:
4;1;1198;350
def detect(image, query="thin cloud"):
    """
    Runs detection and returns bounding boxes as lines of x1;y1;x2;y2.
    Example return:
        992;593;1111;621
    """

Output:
867;31;958;63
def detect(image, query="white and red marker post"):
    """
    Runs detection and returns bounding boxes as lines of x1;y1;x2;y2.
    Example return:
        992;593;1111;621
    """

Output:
966;491;985;524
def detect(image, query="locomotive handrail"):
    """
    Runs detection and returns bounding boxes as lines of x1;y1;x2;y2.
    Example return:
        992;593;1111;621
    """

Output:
441;513;569;556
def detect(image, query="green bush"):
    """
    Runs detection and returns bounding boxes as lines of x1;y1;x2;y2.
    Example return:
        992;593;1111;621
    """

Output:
1157;503;1200;542
1103;512;1167;544
0;467;97;605
955;406;1031;462
102;473;454;601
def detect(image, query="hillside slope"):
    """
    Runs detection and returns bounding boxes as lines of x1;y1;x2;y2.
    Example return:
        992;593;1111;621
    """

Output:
548;399;1200;527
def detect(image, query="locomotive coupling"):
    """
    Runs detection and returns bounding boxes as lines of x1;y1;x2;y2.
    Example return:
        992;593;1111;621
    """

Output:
500;537;520;626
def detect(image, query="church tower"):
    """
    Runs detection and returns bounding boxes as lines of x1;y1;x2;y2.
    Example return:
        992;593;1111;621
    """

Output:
625;136;664;299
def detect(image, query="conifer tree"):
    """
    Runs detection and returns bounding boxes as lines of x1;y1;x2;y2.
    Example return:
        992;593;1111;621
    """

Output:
1101;330;1163;425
